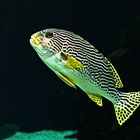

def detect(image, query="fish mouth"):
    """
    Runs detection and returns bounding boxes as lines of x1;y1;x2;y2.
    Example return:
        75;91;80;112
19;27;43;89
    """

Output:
30;34;41;46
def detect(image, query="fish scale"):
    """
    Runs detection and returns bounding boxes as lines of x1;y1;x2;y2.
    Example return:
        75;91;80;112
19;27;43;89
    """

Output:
30;28;140;125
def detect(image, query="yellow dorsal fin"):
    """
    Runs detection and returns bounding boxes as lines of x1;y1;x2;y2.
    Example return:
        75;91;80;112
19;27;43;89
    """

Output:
87;93;103;107
104;57;123;88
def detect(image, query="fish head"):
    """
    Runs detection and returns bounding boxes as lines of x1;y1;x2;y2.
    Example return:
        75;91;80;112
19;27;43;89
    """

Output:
30;29;84;70
30;29;83;78
30;29;60;58
30;28;85;57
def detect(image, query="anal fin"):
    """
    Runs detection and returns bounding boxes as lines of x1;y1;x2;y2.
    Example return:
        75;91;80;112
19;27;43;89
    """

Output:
87;93;103;107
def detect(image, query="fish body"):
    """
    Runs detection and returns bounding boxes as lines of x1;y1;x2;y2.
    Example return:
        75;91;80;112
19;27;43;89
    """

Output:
30;28;140;125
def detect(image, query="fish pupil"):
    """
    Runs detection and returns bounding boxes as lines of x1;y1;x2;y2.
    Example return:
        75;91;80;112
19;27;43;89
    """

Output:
45;32;53;38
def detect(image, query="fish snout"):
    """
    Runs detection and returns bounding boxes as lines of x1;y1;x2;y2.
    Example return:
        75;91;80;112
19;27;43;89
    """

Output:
30;33;42;45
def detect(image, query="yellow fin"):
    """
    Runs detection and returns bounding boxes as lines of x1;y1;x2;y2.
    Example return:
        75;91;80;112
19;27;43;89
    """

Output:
55;72;76;89
114;91;140;125
87;94;103;107
65;55;83;70
105;57;123;88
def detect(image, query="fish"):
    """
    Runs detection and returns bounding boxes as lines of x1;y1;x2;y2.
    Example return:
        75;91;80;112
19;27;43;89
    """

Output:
107;47;128;60
30;28;140;125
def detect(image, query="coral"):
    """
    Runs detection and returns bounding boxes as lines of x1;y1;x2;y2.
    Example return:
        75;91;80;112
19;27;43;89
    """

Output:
5;130;77;140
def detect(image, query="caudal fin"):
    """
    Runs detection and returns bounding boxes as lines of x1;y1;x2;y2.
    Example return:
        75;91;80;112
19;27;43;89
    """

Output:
114;91;140;125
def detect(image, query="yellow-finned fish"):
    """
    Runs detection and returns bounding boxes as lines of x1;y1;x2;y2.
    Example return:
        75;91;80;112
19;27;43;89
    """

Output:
30;28;140;125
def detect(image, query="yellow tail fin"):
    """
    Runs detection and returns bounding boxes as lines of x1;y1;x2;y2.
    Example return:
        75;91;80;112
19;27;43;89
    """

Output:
114;91;140;125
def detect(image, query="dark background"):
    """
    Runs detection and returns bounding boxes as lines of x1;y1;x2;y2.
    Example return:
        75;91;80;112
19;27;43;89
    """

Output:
0;0;140;139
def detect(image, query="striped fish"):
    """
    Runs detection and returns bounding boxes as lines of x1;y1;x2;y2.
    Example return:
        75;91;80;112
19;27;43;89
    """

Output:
30;28;140;125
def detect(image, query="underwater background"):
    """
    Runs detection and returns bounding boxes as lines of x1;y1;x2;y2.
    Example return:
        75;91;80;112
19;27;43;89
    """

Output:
0;0;140;139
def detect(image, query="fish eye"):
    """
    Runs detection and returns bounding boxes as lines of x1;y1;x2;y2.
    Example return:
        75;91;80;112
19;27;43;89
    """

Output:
45;32;53;38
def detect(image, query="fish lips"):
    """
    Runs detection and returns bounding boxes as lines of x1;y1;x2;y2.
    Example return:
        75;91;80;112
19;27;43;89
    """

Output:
30;38;55;58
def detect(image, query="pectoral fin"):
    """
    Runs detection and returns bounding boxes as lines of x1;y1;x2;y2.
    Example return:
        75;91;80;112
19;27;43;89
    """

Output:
87;93;103;107
60;52;83;70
